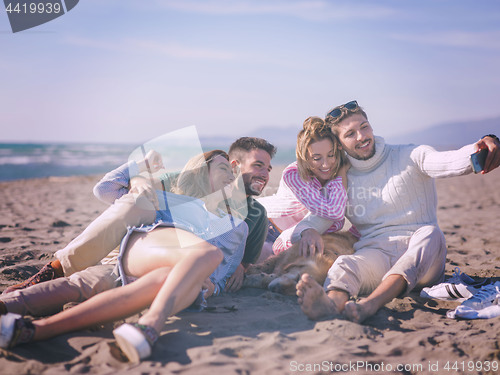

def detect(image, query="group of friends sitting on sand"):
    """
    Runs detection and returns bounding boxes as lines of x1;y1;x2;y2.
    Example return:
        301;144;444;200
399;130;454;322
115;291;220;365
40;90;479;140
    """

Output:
1;100;499;363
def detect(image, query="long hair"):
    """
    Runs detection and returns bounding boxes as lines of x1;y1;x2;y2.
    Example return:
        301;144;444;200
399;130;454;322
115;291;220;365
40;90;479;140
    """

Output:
173;150;229;198
296;116;346;181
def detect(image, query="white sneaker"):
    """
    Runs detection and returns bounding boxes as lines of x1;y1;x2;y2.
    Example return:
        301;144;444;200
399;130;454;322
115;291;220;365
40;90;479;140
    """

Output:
420;268;485;301
0;313;21;349
113;323;158;363
462;282;500;310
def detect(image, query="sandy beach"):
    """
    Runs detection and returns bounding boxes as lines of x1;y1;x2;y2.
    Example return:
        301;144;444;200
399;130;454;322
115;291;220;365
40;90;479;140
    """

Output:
0;169;499;375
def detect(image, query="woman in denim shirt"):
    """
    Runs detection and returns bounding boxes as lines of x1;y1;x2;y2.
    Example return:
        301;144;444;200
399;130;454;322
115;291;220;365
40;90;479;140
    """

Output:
0;150;248;363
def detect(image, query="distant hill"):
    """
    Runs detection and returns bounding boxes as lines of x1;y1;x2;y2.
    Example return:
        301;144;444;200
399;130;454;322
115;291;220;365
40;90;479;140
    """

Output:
385;116;500;148
199;125;298;148
200;116;500;153
245;117;500;149
199;127;298;164
249;126;299;147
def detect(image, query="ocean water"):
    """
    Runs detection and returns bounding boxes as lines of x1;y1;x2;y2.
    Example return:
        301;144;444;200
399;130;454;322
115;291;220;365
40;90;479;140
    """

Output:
0;143;137;181
0;143;296;182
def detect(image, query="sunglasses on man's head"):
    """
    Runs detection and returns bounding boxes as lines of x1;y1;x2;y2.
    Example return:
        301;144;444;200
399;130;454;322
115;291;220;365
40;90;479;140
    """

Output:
326;100;358;119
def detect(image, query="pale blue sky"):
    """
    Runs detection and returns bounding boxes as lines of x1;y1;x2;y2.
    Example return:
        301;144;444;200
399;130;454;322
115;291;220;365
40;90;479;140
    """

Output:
1;0;500;144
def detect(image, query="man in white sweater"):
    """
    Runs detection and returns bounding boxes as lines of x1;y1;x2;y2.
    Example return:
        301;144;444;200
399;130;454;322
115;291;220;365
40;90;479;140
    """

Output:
295;101;500;323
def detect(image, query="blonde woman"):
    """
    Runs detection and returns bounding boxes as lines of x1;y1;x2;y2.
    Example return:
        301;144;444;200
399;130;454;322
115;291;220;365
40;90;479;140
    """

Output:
0;150;248;363
258;117;358;257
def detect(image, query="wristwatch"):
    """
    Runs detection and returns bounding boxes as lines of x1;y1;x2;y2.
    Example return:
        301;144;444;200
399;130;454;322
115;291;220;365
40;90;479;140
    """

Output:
482;134;500;143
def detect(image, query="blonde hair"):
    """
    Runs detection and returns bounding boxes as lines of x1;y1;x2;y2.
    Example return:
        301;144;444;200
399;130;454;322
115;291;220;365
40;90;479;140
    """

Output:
173;150;229;198
296;116;345;181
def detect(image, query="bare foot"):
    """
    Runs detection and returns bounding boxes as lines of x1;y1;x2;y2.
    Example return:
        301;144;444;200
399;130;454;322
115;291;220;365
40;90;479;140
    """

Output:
296;274;338;320
344;300;377;323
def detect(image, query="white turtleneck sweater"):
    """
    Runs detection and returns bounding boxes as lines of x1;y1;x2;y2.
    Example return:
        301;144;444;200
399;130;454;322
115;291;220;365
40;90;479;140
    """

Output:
292;136;475;243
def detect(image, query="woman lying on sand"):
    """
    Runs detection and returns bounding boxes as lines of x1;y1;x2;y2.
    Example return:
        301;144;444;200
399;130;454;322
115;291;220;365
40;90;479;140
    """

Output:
258;116;358;257
0;150;248;363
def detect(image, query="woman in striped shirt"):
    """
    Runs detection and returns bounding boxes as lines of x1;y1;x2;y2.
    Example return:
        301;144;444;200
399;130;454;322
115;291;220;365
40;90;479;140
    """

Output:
258;116;358;255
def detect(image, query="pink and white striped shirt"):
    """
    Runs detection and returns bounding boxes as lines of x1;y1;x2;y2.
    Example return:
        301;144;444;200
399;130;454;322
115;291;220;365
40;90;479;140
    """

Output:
258;162;354;253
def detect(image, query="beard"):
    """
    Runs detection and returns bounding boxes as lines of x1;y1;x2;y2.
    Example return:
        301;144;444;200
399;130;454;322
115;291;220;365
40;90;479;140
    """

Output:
245;181;262;196
348;139;376;161
243;175;266;196
358;144;376;160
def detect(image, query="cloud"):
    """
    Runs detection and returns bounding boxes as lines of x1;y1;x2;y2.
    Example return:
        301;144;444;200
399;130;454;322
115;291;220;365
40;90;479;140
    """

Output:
154;0;397;21
390;30;500;50
64;36;237;60
129;39;236;60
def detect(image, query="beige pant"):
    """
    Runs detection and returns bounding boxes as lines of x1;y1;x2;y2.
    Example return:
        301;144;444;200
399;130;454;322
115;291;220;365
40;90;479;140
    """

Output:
324;225;446;297
55;192;156;276
1;192;157;316
1;264;118;316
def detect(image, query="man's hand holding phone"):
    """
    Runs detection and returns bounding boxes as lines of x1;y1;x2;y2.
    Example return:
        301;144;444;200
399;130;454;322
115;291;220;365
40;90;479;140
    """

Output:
470;148;488;173
472;135;500;174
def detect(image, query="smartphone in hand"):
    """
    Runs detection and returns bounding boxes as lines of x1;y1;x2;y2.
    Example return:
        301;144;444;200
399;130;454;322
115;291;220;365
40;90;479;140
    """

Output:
470;148;488;173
